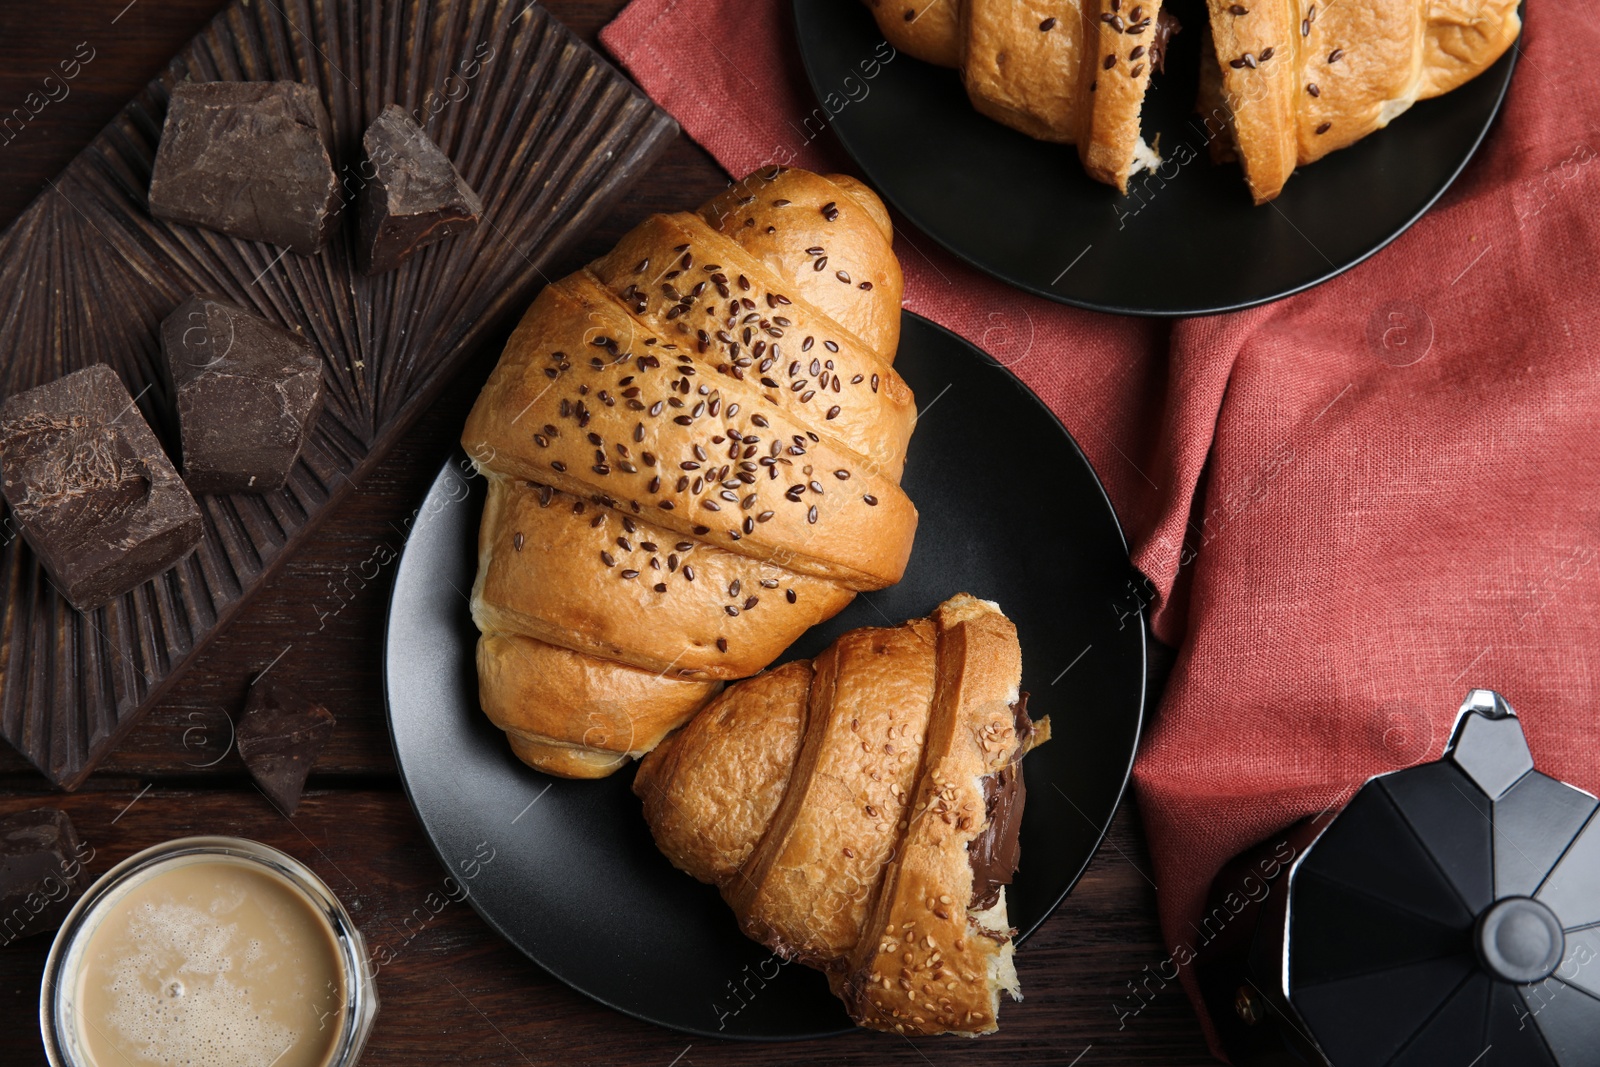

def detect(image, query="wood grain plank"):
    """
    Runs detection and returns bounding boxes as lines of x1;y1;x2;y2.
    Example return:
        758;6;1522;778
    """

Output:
0;0;678;788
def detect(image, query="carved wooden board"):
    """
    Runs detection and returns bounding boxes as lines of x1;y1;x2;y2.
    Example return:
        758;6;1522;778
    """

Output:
0;0;677;788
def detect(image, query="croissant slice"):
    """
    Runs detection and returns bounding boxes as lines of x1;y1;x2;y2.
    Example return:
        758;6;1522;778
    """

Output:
634;660;813;884
838;594;1038;1035
463;168;917;777
1203;0;1520;202
866;0;1178;192
863;0;1519;200
729;618;938;967
635;594;1049;1036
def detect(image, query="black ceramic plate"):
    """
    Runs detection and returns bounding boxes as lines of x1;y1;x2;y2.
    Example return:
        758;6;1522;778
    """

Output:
383;313;1146;1039
793;0;1519;316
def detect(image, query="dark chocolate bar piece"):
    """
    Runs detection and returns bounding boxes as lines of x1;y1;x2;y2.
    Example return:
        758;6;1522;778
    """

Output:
0;809;90;947
0;365;203;611
357;104;483;274
238;680;336;815
148;81;342;255
161;295;326;494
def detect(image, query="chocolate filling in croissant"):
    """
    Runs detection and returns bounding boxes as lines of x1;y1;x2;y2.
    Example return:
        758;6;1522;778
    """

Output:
968;692;1034;910
1148;9;1182;75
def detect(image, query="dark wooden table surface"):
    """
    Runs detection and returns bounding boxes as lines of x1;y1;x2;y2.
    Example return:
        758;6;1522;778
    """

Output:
0;3;1212;1063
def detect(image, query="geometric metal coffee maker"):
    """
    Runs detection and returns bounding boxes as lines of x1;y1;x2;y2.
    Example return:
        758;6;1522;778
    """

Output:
1196;690;1600;1066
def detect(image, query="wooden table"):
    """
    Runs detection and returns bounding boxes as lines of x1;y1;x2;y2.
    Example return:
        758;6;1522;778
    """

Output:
0;3;1212;1063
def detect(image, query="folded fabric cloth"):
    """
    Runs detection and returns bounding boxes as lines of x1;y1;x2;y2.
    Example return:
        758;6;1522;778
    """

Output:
604;0;1599;1050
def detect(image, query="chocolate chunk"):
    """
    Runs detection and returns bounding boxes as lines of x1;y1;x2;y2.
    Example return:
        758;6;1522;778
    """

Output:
0;809;90;947
161;295;326;494
237;680;335;815
0;365;203;611
356;104;483;275
148;81;341;255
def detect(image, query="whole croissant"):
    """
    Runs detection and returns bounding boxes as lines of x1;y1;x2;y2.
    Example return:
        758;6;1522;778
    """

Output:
635;594;1050;1036
462;167;919;777
865;0;1520;201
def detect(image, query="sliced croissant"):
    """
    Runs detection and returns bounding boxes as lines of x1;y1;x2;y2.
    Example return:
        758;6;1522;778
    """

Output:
866;0;1178;192
862;0;1519;201
635;594;1050;1036
1204;0;1521;202
462;168;918;777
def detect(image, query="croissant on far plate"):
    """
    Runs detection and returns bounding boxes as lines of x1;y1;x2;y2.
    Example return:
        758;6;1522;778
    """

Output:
462;167;920;777
864;0;1521;201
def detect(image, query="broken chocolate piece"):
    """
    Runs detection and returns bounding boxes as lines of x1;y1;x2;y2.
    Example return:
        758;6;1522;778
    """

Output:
148;81;341;255
161;295;326;494
237;680;335;815
0;365;203;611
0;809;90;947
356;104;484;275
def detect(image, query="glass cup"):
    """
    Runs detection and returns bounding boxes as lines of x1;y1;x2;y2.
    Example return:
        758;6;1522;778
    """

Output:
40;836;377;1067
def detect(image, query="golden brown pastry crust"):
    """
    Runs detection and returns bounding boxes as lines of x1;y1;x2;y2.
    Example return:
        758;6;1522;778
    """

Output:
472;474;855;680
477;632;722;779
463;276;917;590
839;594;1024;1035
586;212;914;480
863;0;1520;199
864;0;964;67
637;595;1042;1036
867;0;1166;193
698;169;906;364
729;619;937;967
634;661;813;884
463;169;916;777
1208;0;1521;202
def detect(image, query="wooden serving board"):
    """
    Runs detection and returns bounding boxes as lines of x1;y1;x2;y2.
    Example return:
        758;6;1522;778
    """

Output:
0;0;677;788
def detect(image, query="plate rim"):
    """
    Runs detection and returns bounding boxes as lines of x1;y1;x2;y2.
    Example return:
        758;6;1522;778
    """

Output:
381;310;1147;1039
791;0;1520;317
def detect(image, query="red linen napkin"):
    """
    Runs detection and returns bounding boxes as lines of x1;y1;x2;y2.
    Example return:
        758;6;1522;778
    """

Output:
603;1;1600;1052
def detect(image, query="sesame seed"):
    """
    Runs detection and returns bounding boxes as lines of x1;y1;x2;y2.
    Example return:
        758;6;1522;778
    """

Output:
1039;16;1057;30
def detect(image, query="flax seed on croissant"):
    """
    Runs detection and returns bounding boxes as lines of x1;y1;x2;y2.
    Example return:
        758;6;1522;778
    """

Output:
863;0;1519;201
867;0;1176;192
635;594;1051;1036
462;167;919;778
1202;0;1521;202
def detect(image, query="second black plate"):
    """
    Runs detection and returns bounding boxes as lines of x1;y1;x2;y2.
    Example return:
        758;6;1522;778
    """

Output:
793;0;1518;316
384;314;1145;1039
